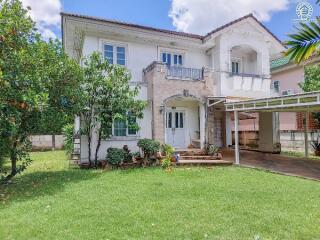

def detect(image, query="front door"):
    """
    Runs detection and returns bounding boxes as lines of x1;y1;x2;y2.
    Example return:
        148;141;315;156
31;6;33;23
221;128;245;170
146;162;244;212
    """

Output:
166;110;185;148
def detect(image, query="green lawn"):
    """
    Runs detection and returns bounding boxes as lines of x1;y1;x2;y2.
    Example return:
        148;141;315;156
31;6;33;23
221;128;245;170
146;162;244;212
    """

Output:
281;150;320;160
0;151;320;239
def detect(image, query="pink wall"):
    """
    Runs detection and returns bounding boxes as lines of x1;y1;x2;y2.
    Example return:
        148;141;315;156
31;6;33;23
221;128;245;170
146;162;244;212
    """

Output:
272;66;304;94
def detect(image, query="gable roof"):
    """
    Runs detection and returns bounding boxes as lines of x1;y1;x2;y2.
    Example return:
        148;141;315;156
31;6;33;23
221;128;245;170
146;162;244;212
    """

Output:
61;12;203;40
61;12;283;45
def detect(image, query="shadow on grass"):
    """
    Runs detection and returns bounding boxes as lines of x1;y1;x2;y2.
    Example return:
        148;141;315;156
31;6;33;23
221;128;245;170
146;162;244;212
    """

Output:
0;169;101;205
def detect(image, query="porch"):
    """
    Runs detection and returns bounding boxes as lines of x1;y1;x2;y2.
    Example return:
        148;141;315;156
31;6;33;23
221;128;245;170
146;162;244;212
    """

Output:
164;97;205;149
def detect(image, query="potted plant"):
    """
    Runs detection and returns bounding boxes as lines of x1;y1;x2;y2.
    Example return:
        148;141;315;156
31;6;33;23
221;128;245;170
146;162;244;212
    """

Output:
137;138;160;166
98;160;108;169
207;144;222;159
311;140;320;156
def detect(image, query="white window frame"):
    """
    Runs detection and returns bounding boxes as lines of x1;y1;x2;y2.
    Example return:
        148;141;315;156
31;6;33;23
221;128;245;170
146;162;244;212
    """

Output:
100;40;128;67
231;58;241;74
158;47;185;67
272;80;280;93
112;116;138;137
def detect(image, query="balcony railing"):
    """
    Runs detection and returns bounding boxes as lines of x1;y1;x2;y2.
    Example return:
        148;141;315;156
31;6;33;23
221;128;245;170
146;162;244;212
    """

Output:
229;72;264;78
166;66;203;80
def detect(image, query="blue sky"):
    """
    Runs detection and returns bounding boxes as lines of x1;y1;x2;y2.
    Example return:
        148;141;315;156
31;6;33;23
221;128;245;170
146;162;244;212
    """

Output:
27;0;319;41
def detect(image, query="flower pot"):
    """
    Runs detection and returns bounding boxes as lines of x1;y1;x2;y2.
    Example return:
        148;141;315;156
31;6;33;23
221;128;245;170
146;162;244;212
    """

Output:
80;163;90;169
315;150;320;156
99;160;107;169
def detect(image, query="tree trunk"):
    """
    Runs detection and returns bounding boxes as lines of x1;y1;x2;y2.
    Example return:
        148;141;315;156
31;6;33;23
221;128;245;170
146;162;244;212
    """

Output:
5;141;18;181
88;134;92;166
94;128;102;168
52;134;56;151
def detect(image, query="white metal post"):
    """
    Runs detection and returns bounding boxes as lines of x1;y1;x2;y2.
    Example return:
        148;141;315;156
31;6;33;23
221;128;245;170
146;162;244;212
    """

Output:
225;112;232;147
304;111;309;158
234;111;240;164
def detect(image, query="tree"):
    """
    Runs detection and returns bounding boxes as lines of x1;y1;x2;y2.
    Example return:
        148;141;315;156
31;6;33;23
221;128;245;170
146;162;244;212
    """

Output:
0;0;83;182
299;64;320;92
285;2;319;63
80;52;146;167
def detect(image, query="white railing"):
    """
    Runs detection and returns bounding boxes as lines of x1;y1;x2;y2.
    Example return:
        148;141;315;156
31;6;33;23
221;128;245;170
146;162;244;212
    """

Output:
166;66;203;80
225;91;320;112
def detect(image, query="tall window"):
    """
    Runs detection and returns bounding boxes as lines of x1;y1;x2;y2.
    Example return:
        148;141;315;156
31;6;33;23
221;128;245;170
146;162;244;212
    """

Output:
273;80;280;93
127;113;137;135
232;61;240;74
161;52;183;66
113;119;127;136
104;44;126;66
113;113;137;137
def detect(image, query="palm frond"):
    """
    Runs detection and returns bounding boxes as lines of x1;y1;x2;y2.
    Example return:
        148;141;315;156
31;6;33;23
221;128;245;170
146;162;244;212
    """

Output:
285;17;320;63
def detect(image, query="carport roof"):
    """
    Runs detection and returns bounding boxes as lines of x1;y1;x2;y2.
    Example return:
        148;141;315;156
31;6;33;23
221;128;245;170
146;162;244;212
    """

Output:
225;91;320;112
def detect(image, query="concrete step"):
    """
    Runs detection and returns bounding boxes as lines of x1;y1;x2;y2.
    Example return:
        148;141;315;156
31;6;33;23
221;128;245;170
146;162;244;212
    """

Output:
176;149;207;156
177;160;233;166
180;155;221;160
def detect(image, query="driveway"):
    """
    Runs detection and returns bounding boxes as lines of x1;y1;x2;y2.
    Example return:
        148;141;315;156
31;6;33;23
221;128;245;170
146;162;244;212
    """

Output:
223;149;320;181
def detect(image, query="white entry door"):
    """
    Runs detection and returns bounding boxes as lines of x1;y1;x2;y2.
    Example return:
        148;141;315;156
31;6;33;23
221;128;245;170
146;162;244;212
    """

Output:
166;110;185;148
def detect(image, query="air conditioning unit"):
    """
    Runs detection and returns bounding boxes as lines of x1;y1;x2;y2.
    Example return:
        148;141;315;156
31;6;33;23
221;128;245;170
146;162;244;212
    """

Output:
282;89;293;96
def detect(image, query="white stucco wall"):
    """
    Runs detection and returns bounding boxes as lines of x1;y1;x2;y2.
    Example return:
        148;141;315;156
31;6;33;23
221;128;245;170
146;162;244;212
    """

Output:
80;34;211;161
75;16;281;161
213;22;272;98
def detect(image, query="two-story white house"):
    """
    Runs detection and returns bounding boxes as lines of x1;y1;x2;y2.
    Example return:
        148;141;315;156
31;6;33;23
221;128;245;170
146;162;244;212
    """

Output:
61;12;284;162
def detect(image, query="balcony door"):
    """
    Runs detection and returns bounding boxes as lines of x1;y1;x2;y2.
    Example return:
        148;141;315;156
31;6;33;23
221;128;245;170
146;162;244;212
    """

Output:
166;110;185;148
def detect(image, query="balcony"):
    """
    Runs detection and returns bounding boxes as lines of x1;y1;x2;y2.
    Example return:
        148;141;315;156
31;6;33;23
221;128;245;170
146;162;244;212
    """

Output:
166;66;203;81
229;72;272;92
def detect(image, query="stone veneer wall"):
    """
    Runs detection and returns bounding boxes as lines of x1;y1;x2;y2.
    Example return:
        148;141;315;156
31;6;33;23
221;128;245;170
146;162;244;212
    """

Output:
144;62;215;144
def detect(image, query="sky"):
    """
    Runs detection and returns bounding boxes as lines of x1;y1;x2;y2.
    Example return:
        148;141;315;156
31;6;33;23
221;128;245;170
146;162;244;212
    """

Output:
21;0;319;41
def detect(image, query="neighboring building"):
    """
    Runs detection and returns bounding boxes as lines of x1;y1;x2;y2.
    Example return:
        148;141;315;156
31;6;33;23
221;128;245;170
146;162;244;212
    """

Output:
271;56;320;131
61;13;284;162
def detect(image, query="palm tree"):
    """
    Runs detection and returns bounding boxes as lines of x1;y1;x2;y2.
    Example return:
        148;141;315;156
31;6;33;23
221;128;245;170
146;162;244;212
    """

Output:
285;0;319;63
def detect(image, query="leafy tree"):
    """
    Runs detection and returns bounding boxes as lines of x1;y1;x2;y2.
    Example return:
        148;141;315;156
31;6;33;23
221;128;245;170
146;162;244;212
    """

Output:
299;64;320;92
285;2;319;63
0;0;83;182
80;52;146;167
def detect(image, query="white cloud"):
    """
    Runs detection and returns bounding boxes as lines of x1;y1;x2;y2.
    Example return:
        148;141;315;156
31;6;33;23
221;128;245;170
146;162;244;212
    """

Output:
21;0;62;39
169;0;290;35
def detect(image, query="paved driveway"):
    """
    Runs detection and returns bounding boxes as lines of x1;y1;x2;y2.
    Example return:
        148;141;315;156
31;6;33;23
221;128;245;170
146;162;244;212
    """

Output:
223;149;320;181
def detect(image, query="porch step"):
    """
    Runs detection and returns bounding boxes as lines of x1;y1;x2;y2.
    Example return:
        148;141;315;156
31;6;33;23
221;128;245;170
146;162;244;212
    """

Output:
180;155;222;160
177;160;233;166
176;149;207;156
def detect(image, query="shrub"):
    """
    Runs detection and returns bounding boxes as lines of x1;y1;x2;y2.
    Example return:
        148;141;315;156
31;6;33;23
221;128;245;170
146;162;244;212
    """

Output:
106;148;126;166
132;151;141;159
137;138;160;160
161;157;172;170
161;144;175;157
62;124;74;155
122;145;133;163
207;144;220;156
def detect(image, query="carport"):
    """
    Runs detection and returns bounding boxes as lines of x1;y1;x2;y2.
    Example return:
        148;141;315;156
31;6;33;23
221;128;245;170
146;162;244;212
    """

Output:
225;91;320;164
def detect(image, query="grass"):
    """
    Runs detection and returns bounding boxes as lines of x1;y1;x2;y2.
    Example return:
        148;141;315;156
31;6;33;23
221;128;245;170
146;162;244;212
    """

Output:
0;151;320;239
281;150;320;160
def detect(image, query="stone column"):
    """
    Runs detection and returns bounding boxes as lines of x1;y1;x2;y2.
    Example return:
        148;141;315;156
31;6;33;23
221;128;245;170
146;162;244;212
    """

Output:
152;64;166;144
